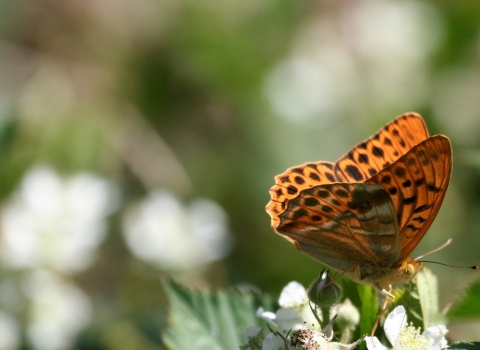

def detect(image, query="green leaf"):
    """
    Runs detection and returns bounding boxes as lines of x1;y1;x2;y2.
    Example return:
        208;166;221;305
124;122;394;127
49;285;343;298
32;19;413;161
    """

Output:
449;341;480;350
161;279;275;350
448;276;480;320
356;284;378;344
0;118;17;152
416;267;446;328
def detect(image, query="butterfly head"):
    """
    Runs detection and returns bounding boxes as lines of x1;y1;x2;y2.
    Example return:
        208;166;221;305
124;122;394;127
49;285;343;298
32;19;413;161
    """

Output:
366;257;423;291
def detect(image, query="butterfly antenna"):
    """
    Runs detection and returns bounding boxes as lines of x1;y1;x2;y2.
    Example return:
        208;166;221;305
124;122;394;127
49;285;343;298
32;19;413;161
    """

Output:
415;238;479;269
417;260;478;269
415;238;453;260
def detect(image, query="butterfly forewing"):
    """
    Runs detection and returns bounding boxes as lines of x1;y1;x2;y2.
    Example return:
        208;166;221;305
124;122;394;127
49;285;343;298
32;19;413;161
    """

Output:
266;161;337;227
366;135;452;263
334;113;429;182
275;183;401;272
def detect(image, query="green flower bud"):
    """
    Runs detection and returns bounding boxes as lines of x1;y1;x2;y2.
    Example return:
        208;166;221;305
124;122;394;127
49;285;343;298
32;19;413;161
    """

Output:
307;270;342;308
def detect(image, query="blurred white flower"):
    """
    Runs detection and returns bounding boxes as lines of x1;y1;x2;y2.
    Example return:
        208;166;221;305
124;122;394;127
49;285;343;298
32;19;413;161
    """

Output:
263;57;340;123
122;190;231;270
0;311;20;350
0;166;119;273
23;270;92;350
262;332;285;350
264;0;445;123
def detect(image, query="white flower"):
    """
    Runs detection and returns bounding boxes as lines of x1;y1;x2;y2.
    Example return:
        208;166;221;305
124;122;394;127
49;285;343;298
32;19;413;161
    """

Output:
258;281;320;333
23;270;92;350
365;306;448;350
0;166;119;273
0;311;20;350
122;190;231;270
257;307;304;333
279;281;309;310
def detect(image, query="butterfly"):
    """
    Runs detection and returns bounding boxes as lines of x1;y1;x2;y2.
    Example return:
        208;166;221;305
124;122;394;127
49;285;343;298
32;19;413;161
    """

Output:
265;113;452;290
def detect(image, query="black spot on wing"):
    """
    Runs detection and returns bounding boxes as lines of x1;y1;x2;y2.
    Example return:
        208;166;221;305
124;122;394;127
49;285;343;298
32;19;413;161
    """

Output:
304;197;319;206
394;167;406;177
335;189;349;198
358;153;369;164
381;175;392;184
291;167;304;175
414;204;431;213
287;185;298;195
372;146;384;158
294;176;305;185
345;165;364;181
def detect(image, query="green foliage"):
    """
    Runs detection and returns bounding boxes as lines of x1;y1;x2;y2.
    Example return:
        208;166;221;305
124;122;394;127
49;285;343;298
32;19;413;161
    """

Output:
448;276;480;320
449;342;480;350
161;279;275;350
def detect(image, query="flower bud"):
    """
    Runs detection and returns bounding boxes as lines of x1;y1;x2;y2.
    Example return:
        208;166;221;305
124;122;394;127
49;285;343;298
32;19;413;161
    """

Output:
307;270;342;308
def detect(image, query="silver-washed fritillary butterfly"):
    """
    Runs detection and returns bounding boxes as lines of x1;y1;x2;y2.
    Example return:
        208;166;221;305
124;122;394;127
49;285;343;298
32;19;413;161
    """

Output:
266;112;452;290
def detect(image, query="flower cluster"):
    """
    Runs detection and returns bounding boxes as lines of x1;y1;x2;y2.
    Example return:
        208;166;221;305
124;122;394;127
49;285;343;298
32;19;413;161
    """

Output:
243;280;362;350
243;281;449;350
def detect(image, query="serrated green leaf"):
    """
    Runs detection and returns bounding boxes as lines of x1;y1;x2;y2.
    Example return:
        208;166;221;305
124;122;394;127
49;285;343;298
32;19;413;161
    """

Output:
416;267;445;328
448;277;480;320
449;341;480;350
161;279;275;350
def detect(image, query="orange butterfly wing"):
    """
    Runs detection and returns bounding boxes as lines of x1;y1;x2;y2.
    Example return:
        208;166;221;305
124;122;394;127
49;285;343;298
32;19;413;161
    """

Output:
271;182;401;274
266;161;337;227
366;135;452;263
335;113;429;182
265;112;451;288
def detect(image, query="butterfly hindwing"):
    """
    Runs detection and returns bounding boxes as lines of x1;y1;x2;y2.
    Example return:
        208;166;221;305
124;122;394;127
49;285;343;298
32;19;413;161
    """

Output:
366;135;452;263
275;183;401;272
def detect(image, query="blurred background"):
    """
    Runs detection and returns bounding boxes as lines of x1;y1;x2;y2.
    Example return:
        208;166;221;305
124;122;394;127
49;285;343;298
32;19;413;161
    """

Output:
0;0;479;348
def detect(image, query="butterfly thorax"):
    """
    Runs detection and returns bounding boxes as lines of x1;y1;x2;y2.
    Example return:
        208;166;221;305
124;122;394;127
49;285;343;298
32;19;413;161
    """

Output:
353;257;423;291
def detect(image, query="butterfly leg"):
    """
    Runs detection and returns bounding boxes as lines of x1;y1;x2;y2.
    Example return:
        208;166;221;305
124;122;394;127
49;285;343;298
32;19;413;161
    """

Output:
370;285;395;337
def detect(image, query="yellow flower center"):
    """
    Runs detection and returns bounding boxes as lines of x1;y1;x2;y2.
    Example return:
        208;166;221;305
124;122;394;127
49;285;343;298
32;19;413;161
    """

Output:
395;323;429;350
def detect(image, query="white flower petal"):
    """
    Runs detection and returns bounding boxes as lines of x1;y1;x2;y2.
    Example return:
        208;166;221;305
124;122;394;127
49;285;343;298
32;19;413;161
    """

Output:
365;336;388;350
262;332;285;350
244;326;262;344
275;308;304;332
423;325;448;350
256;307;277;327
384;305;407;345
278;281;307;308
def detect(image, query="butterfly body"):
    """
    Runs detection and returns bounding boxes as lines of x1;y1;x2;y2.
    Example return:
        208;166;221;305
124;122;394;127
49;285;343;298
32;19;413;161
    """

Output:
266;113;451;290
